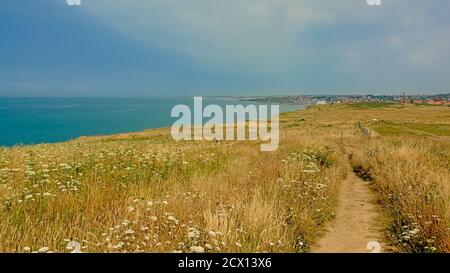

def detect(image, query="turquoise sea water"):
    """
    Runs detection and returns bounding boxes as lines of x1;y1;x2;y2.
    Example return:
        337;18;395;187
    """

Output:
0;98;304;147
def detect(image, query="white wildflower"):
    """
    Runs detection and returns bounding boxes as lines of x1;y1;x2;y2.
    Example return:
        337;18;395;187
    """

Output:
125;229;135;235
66;241;82;253
167;215;177;222
38;247;49;253
188;228;200;240
189;246;204;253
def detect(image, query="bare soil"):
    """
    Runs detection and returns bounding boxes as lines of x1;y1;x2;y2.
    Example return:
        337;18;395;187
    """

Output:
312;169;391;253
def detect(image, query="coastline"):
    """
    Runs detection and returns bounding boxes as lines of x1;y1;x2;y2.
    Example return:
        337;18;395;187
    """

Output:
0;98;307;148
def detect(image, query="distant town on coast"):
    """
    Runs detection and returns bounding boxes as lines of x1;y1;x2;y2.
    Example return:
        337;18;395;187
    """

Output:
213;93;450;106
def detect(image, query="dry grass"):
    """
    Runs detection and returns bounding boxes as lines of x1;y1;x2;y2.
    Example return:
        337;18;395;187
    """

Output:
0;103;449;253
350;139;450;252
0;127;346;253
285;103;450;253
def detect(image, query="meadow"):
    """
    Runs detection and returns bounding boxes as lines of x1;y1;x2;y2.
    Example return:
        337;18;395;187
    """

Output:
0;103;448;253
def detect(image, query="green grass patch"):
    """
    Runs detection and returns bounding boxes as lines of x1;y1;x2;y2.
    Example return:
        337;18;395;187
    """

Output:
373;121;450;136
345;102;395;110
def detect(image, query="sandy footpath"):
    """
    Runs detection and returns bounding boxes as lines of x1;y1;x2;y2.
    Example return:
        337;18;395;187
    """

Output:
312;169;390;253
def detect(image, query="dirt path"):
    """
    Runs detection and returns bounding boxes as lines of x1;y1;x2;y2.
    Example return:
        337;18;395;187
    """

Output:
312;169;389;253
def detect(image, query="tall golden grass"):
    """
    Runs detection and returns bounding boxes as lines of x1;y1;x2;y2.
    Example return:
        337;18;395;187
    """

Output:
0;103;448;253
0;133;345;252
350;139;450;252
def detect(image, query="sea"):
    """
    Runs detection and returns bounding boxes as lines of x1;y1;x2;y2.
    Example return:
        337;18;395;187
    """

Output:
0;97;305;147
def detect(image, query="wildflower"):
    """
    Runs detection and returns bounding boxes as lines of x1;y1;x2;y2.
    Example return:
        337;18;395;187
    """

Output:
409;228;420;235
38;247;49;253
140;226;149;231
125;229;135;235
25;171;36;176
235;242;242;247
114;242;125;249
188;228;200;240
66;241;82;253
189;246;204;253
59;163;72;170
167;215;177;222
150;216;158;222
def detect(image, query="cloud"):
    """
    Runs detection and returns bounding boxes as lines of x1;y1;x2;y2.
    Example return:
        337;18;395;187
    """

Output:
87;2;447;59
83;1;337;75
49;0;450;93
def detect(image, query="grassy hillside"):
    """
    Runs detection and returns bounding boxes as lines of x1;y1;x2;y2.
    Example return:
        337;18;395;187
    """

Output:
0;103;448;253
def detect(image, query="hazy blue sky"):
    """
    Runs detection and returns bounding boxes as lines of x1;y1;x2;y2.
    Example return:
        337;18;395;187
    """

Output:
1;0;449;97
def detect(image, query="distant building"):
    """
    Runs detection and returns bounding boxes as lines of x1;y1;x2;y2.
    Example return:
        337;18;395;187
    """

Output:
428;99;450;105
316;100;327;105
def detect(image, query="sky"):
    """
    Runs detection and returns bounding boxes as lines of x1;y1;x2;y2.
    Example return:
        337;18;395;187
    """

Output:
0;0;449;97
